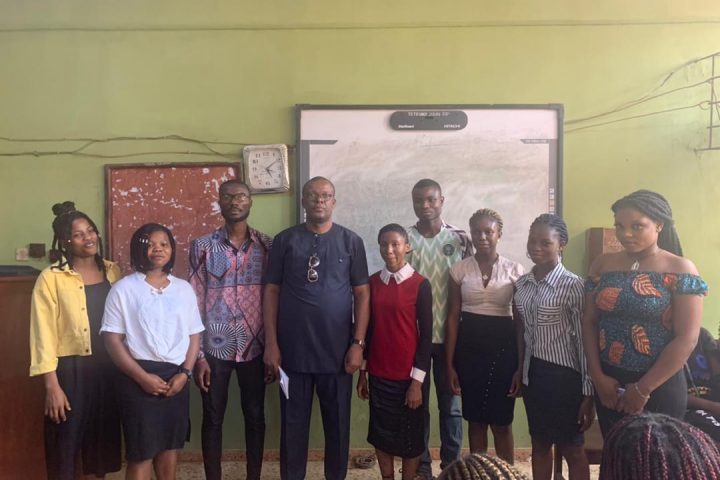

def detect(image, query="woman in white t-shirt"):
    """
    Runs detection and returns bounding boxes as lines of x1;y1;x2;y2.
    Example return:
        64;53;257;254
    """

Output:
445;209;524;464
101;223;204;479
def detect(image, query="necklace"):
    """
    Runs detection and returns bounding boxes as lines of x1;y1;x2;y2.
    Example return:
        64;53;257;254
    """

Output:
628;248;659;271
476;254;498;282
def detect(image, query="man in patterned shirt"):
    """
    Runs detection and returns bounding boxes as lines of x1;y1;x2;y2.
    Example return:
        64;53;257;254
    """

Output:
407;178;473;479
189;179;272;480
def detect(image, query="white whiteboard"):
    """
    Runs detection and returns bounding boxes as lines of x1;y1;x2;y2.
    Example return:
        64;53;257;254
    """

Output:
296;105;563;274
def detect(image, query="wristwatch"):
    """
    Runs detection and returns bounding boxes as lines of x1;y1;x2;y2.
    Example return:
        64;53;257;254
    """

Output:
351;338;366;349
178;366;193;379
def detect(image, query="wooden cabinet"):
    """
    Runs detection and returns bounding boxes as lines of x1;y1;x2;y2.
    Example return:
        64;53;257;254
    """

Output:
0;275;46;480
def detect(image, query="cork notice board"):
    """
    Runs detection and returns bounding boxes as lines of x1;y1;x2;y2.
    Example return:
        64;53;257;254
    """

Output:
106;163;241;278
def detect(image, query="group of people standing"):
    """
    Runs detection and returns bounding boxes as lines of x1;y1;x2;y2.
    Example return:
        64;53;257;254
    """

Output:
31;207;205;480
29;174;708;480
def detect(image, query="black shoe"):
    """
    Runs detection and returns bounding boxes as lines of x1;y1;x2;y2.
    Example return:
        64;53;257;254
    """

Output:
415;465;433;480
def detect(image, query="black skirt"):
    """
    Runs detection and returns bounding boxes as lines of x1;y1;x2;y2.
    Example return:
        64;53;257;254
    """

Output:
116;360;190;461
454;312;518;426
45;281;122;479
523;357;585;446
367;375;426;458
44;355;122;479
596;362;687;437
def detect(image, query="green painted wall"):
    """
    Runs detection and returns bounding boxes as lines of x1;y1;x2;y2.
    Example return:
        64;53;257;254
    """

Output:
3;0;720;451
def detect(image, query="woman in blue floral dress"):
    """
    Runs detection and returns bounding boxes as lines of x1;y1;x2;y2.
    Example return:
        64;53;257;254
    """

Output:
582;190;708;436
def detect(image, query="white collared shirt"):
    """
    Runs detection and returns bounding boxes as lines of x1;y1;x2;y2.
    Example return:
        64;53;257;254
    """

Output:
379;262;415;285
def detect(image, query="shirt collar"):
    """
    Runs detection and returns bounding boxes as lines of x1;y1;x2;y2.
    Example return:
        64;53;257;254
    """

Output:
136;271;173;281
218;225;263;248
411;219;450;232
50;258;115;278
527;261;566;287
379;263;415;285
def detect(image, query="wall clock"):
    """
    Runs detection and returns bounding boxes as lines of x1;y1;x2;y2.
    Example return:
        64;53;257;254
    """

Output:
242;144;290;193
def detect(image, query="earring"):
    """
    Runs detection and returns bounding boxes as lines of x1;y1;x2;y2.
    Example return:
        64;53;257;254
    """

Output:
526;252;532;259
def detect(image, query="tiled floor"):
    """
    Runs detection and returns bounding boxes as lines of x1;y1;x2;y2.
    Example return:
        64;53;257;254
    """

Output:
107;459;601;479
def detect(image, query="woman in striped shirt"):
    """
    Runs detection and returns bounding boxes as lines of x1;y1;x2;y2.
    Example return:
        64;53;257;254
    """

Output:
514;214;593;480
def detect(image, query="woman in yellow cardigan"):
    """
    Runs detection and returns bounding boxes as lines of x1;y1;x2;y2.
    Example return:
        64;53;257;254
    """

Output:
30;201;122;480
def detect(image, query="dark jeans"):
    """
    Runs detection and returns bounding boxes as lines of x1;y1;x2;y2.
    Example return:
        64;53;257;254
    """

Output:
419;343;463;474
201;355;266;480
279;370;352;480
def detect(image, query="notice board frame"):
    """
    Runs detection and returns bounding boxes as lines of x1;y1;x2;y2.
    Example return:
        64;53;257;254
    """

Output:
105;162;242;278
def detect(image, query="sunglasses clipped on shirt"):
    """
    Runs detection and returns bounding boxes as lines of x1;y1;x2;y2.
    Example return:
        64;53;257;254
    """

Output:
307;254;320;283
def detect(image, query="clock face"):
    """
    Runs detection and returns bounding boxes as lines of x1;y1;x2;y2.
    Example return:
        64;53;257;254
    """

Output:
243;145;289;193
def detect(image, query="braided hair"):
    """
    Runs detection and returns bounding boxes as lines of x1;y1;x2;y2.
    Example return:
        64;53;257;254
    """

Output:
437;453;529;480
529;213;569;246
600;413;720;480
469;208;504;233
49;201;105;273
611;189;683;256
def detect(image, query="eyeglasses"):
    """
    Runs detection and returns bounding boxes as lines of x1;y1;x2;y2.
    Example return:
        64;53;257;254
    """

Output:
303;193;334;203
307;254;320;283
220;193;250;203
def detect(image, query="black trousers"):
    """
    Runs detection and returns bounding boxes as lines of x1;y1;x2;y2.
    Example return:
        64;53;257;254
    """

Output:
201;355;266;480
279;370;352;480
596;363;687;437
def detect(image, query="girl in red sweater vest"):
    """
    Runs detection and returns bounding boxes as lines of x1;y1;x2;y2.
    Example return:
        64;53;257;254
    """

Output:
357;223;433;480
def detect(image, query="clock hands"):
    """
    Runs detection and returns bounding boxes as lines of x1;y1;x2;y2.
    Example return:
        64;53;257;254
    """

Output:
264;158;282;175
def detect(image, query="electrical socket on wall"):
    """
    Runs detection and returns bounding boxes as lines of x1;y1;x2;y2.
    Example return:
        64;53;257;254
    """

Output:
15;247;29;261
